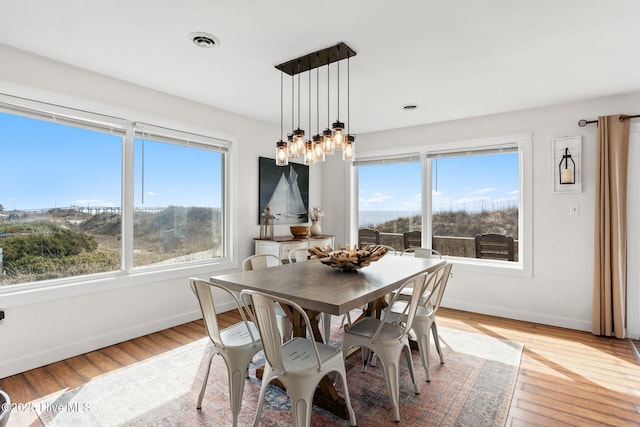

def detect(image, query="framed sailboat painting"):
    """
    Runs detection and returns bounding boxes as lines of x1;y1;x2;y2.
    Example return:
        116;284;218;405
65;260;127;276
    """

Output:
258;157;309;224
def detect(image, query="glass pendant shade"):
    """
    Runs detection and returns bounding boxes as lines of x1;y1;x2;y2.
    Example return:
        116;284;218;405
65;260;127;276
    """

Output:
343;134;355;160
313;134;325;162
322;128;334;154
332;120;345;149
276;140;289;166
303;140;316;165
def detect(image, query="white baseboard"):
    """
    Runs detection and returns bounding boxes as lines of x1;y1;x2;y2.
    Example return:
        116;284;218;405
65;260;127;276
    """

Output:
444;299;591;332
0;301;236;379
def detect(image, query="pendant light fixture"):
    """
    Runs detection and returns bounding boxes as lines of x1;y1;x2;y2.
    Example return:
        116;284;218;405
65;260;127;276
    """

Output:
275;42;356;165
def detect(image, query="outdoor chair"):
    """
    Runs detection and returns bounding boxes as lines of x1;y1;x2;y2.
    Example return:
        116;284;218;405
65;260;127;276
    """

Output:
190;278;263;427
403;230;422;250
242;289;357;427
242;254;293;342
358;228;380;246
474;233;515;261
342;272;428;422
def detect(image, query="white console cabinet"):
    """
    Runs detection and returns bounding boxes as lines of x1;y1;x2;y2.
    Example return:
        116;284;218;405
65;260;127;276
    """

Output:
254;235;335;261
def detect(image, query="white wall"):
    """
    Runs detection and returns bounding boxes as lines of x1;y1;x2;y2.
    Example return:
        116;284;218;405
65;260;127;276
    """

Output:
322;91;640;338
1;43;638;378
0;44;323;378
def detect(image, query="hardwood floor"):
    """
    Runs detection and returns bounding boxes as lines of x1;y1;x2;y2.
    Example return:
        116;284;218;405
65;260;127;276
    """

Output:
1;308;639;426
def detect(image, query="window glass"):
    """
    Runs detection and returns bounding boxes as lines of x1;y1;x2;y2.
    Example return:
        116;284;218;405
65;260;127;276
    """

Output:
431;151;519;261
357;160;421;251
133;136;224;267
355;147;521;263
0;111;122;285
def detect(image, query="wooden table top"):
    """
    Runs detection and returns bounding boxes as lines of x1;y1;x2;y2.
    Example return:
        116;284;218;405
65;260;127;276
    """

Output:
210;255;445;316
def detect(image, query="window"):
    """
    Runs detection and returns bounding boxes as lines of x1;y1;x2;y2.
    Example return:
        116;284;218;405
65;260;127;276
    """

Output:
0;96;229;288
428;147;519;261
132;125;225;268
356;156;421;250
354;136;529;270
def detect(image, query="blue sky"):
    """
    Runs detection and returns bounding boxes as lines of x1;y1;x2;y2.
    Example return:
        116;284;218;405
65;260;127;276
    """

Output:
0;112;222;210
358;153;519;213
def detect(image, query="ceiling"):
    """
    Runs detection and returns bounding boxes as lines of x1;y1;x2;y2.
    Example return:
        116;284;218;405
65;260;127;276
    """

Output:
2;0;640;134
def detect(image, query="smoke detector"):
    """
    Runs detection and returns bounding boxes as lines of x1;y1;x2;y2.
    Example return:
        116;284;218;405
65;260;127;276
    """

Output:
189;32;220;49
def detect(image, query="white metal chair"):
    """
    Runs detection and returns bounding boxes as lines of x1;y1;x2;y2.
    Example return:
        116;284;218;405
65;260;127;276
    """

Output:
384;262;453;381
242;253;282;270
395;247;442;303
341;271;429;422
190;278;263;427
288;247;310;264
242;289;357;427
242;254;293;342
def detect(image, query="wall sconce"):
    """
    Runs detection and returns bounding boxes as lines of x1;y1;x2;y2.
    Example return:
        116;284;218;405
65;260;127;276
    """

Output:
558;147;575;184
552;136;581;193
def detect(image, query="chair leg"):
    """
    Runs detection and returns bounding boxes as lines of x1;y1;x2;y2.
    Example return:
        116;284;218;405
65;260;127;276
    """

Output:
403;344;420;395
252;367;273;427
431;321;445;364
289;385;315;427
413;322;432;381
335;368;357;426
380;353;402;422
197;349;216;409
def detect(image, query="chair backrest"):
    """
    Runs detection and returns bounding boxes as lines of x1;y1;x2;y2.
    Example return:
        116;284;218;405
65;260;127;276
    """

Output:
241;290;324;373
288;248;309;263
403;230;422;249
242;254;282;271
190;278;260;348
474;233;514;261
358;228;380;246
401;247;441;258
377;270;439;341
429;262;453;313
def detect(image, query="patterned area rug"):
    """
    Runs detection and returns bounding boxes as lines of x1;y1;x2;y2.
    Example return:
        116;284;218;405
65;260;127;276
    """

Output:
35;321;522;426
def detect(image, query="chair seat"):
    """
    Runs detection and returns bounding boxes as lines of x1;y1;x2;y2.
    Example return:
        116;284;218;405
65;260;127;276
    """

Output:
220;321;262;348
281;337;342;371
386;300;434;320
345;317;405;341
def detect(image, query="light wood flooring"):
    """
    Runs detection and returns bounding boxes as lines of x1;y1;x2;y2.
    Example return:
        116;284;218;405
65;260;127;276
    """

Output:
1;308;639;426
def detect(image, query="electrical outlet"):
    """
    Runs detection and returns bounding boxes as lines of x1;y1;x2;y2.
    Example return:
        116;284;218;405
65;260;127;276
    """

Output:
449;271;454;280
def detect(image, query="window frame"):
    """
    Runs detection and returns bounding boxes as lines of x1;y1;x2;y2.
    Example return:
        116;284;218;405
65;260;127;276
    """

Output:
350;133;532;277
0;93;236;304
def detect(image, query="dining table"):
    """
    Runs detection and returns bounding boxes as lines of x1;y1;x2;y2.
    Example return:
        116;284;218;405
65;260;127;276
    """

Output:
210;253;445;419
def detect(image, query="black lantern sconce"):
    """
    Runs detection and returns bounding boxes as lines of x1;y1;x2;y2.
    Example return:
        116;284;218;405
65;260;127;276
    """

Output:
558;147;575;185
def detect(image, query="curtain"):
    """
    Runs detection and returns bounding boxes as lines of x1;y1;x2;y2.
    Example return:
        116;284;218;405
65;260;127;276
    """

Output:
592;115;630;338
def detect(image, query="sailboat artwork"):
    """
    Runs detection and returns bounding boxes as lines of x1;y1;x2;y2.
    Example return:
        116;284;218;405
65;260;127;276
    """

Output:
258;157;309;225
267;166;308;220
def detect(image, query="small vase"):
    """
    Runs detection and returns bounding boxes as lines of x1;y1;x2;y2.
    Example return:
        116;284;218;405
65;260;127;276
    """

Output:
310;220;321;236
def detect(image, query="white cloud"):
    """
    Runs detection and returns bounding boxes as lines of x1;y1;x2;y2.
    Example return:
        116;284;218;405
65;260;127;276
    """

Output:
471;187;495;195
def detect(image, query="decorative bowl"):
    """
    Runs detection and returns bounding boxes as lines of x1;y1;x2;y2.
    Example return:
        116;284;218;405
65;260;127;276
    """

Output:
290;225;310;237
317;245;389;271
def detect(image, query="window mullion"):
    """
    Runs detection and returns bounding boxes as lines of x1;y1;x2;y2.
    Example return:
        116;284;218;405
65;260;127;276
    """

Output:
122;122;135;273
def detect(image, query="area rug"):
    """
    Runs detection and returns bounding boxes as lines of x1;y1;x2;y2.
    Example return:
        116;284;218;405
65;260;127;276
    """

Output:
35;321;522;427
